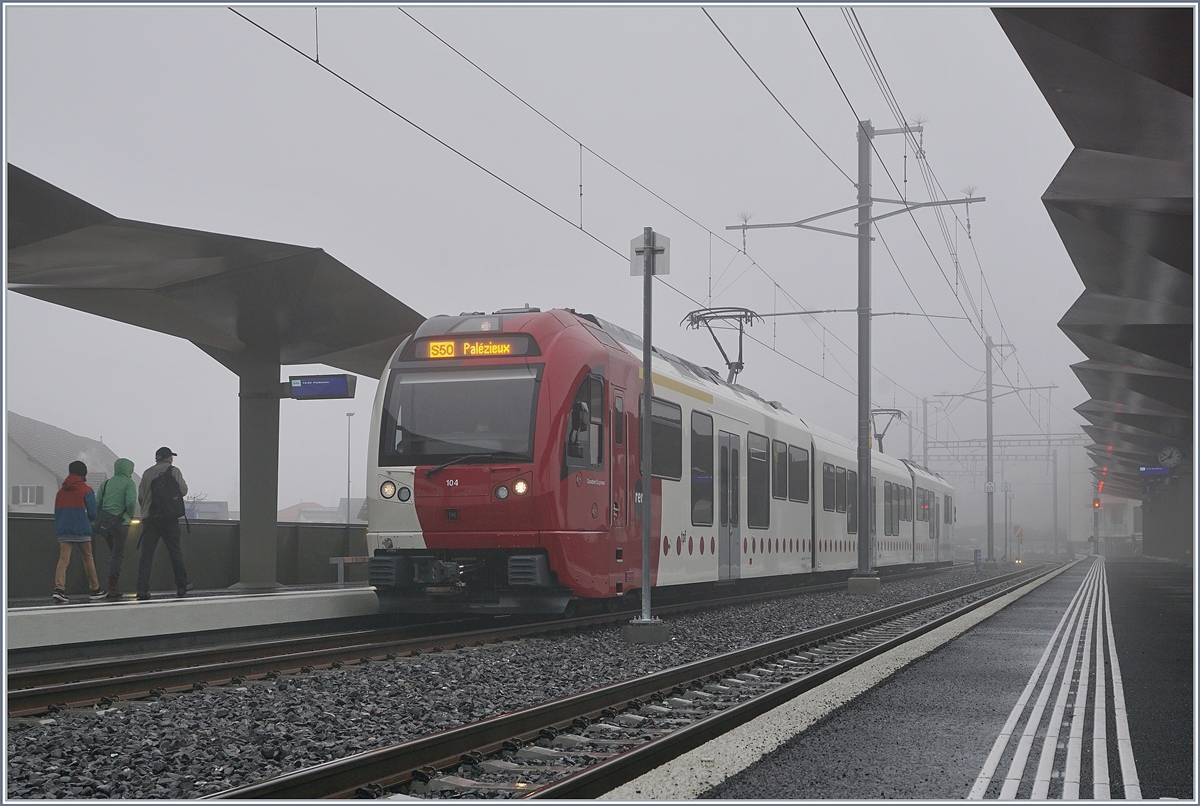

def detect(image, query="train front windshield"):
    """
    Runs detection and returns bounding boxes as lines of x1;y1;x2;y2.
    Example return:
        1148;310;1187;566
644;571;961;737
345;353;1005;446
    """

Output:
379;366;541;466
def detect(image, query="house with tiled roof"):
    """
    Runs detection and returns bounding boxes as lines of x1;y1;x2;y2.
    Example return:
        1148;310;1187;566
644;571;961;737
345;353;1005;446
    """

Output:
7;411;139;514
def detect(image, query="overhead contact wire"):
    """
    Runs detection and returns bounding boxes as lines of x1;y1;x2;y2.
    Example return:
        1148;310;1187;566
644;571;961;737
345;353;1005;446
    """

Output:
703;7;855;187
404;5;917;405
230;8;625;263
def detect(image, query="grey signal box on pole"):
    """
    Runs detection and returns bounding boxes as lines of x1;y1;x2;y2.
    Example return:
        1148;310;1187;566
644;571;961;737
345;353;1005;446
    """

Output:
630;232;669;276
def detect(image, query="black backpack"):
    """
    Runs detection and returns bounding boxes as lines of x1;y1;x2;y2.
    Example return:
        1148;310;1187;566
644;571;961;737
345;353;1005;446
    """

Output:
149;468;186;520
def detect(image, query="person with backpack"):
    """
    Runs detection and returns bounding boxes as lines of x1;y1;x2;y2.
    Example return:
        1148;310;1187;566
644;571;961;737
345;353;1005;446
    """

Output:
94;458;138;601
53;460;106;603
135;447;192;600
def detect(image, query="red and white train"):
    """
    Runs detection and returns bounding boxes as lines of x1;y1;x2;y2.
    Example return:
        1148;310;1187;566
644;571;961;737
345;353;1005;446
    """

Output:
366;306;954;614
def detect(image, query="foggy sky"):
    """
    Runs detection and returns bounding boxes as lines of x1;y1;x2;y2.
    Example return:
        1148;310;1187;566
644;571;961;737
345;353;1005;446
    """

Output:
5;5;1094;535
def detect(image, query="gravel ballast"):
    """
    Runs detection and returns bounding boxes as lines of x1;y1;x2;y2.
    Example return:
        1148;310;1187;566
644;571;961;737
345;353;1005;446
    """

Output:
7;567;1026;798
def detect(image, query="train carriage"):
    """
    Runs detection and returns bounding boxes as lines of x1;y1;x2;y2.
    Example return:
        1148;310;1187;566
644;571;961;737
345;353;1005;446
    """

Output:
366;307;952;614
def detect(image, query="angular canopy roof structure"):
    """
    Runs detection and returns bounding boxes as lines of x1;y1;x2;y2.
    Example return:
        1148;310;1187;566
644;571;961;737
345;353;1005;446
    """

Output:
7;164;423;379
7;164;425;587
994;8;1193;501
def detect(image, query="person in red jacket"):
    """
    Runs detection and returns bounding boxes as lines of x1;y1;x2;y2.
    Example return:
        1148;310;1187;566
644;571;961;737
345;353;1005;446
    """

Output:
53;460;105;603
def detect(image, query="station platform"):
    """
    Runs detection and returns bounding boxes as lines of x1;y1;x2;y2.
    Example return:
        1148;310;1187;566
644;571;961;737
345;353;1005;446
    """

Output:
6;583;381;658
606;556;1193;801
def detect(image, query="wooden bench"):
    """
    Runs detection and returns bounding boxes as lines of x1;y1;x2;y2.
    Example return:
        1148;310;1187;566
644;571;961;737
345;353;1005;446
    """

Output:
330;556;369;584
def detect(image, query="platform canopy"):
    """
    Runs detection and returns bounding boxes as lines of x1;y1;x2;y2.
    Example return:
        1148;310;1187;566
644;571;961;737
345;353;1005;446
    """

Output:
7;164;425;587
994;9;1193;501
7;164;422;379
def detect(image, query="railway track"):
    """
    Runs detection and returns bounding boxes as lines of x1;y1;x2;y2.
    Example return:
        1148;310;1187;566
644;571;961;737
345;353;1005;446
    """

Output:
6;564;962;717
205;563;1054;800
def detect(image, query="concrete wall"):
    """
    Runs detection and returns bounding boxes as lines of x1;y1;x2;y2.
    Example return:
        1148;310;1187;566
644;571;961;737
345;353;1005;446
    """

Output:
7;514;368;599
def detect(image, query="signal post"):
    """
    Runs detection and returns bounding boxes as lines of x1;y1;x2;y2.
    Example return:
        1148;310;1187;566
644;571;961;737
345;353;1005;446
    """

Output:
623;227;671;645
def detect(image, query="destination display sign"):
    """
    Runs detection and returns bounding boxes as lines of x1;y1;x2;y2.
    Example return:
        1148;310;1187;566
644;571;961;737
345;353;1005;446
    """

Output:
288;374;357;399
416;335;538;360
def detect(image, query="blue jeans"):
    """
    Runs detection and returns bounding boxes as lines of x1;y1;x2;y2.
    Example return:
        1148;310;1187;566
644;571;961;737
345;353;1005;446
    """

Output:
136;517;188;594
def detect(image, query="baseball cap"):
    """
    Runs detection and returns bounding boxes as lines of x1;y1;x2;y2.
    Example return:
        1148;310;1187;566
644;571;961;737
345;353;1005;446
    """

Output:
156;447;177;461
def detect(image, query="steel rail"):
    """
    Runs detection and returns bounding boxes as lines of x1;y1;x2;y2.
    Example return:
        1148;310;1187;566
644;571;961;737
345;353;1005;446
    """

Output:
7;622;470;683
8;564;960;716
206;564;1048;799
533;563;1067;797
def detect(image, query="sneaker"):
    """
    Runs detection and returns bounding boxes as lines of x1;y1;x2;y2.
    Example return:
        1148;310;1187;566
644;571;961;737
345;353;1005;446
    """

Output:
106;589;122;601
89;588;107;600
136;592;151;601
176;582;194;598
51;590;69;604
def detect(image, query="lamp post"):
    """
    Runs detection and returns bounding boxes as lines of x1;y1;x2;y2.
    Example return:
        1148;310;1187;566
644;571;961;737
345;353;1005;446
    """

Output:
346;412;355;525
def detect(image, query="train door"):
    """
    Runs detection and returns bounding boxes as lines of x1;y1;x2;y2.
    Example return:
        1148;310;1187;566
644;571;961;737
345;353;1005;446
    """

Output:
608;388;630;595
718;431;741;580
934;496;941;561
609;388;627;530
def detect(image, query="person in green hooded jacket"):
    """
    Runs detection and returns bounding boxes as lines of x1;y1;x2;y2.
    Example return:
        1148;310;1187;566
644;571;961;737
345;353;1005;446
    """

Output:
94;458;137;601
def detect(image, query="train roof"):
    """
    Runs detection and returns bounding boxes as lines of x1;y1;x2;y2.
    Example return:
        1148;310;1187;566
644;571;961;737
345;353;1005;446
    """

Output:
569;309;805;418
568;309;933;481
902;459;951;489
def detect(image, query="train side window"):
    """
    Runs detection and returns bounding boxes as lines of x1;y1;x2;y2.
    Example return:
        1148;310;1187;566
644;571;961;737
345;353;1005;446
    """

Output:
822;463;835;511
884;481;892;536
565;374;604;470
944;495;953;524
917;488;927;522
691;411;714;527
650;397;682;480
834;466;847;513
747;432;770;529
846;469;858;534
614;396;624;445
772;440;788;500
903;486;912;522
789;446;810;503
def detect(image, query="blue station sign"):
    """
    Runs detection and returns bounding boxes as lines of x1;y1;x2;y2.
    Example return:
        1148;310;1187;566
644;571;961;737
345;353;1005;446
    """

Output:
288;374;357;400
1139;465;1170;476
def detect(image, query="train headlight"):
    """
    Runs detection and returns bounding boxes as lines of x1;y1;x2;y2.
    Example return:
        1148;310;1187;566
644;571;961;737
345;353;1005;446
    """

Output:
495;485;510;500
513;479;529;496
397;486;412;502
380;480;397;499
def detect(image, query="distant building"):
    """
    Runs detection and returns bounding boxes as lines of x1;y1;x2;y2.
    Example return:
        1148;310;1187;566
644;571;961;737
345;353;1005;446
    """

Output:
277;498;367;524
186;500;230;520
278;501;322;522
7;411;139;514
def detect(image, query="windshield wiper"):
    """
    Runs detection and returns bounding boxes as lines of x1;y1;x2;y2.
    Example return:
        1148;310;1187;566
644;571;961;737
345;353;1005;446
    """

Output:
424;451;528;479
